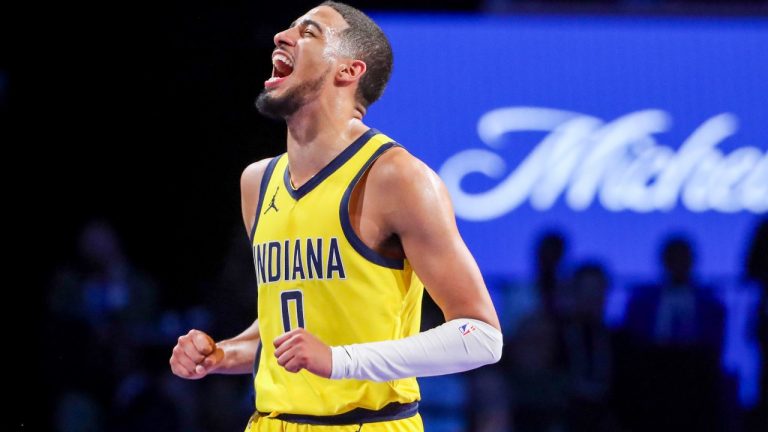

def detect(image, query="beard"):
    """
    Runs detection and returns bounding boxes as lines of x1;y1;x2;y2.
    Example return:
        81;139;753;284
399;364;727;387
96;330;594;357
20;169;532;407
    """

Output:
255;69;328;120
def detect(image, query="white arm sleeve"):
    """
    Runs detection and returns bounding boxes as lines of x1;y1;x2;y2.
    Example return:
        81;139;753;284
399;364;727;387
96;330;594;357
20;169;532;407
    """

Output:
329;318;503;382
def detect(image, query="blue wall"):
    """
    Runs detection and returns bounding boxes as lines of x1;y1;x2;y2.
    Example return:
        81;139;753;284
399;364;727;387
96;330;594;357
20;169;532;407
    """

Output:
367;13;767;279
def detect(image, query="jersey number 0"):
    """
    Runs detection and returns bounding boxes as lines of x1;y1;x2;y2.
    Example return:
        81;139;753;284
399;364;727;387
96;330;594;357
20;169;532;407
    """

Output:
280;290;305;332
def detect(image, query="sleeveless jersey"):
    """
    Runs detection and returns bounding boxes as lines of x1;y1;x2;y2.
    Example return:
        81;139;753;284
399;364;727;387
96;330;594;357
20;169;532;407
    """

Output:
249;128;424;417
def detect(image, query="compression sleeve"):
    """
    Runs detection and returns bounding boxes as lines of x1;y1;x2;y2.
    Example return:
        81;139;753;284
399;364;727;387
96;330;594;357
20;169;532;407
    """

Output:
329;318;503;382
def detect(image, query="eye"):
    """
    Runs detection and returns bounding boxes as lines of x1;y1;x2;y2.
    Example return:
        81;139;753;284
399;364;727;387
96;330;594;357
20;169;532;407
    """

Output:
304;29;314;36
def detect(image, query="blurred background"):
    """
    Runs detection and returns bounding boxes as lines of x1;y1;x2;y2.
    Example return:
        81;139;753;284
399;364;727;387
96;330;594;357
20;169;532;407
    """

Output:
13;0;766;430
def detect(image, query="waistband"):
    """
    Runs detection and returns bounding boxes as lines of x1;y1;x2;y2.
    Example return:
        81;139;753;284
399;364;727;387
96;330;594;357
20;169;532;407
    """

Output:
259;401;419;425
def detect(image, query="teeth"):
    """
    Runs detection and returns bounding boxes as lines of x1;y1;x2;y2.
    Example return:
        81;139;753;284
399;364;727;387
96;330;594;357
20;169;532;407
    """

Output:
272;53;294;68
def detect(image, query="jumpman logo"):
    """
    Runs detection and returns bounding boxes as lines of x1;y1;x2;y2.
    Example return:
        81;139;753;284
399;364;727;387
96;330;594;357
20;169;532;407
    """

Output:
264;186;280;214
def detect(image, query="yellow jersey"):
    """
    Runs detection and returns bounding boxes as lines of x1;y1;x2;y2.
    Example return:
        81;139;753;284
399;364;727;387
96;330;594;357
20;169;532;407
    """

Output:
249;128;424;417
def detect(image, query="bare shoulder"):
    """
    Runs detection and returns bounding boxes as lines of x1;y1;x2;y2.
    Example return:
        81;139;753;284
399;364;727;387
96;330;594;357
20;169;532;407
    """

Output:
366;146;455;235
241;158;272;192
367;146;443;193
240;157;274;235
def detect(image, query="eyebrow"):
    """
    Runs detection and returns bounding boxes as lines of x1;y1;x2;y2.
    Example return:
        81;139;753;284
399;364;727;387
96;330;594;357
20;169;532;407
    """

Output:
289;18;324;34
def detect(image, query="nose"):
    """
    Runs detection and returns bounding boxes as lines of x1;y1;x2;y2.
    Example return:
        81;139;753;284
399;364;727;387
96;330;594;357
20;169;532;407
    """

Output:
273;27;296;48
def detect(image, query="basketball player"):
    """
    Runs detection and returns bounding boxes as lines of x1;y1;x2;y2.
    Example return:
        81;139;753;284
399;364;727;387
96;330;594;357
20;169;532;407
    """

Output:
169;2;502;430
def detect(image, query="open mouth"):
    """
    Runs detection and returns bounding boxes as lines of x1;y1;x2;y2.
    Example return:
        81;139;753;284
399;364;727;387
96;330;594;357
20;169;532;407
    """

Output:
265;52;294;88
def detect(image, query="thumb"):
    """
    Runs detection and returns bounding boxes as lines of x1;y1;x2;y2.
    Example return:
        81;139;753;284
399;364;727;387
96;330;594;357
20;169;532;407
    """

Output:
199;347;225;373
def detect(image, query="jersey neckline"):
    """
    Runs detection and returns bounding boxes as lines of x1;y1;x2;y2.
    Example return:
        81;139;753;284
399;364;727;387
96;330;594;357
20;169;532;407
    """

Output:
283;128;378;200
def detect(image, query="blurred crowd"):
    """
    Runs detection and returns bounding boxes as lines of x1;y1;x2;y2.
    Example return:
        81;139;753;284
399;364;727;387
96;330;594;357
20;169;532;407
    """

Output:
418;220;768;432
43;220;256;431
44;217;767;431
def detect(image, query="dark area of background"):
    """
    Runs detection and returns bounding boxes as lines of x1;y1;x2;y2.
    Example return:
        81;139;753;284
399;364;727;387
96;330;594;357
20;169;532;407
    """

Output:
7;0;767;430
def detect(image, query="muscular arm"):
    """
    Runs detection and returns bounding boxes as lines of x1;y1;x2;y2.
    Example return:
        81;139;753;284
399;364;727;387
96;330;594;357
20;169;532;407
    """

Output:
325;148;502;381
212;319;261;374
373;148;500;330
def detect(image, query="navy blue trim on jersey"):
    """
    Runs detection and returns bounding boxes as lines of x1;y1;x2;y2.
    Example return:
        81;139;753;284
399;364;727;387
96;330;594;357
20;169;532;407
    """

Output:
283;128;379;200
250;156;282;242
339;142;405;270
251;339;262;406
263;401;419;425
252;340;262;379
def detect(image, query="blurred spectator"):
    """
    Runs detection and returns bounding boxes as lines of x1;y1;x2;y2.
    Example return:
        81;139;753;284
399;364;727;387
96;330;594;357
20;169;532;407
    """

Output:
46;218;169;431
617;235;725;431
49;219;159;341
562;263;617;432
536;231;570;318
504;310;571;432
473;231;572;432
624;236;724;349
501;230;571;336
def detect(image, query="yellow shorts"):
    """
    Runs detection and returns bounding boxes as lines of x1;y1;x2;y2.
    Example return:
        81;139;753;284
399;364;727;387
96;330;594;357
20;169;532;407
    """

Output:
243;412;424;432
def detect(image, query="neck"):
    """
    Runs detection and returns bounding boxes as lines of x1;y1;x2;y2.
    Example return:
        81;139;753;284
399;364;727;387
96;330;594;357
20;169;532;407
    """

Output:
284;97;368;188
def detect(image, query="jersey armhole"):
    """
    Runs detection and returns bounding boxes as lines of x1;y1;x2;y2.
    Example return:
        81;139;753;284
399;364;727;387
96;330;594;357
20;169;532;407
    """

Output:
249;155;282;243
339;143;405;270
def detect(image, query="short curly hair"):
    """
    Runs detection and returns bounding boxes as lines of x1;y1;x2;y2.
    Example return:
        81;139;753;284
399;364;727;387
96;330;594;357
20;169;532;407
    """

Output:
321;1;393;109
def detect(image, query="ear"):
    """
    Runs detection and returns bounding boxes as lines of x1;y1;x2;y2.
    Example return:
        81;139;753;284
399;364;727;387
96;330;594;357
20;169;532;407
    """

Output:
336;59;367;85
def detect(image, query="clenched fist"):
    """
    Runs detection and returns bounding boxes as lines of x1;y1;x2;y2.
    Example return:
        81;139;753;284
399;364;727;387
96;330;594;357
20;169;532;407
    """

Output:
170;329;224;379
273;328;332;378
